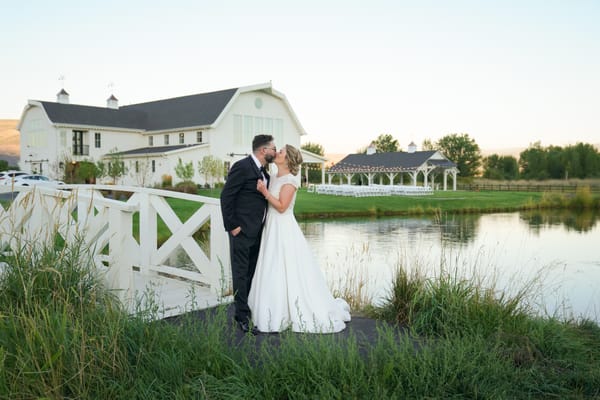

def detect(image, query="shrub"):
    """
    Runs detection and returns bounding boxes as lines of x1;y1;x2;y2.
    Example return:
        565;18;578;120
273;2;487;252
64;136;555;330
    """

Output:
539;192;568;208
174;181;198;194
161;174;172;188
570;186;594;209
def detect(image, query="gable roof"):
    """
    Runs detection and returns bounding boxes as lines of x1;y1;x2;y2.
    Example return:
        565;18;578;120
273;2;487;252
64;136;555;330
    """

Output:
121;88;237;131
31;88;238;131
39;101;148;130
329;151;456;173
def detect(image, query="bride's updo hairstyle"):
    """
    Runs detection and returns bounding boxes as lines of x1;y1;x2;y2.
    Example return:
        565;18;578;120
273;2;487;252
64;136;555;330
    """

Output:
285;144;303;176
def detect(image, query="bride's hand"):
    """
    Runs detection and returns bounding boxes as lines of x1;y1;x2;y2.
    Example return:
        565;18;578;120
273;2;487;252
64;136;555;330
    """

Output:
257;179;267;195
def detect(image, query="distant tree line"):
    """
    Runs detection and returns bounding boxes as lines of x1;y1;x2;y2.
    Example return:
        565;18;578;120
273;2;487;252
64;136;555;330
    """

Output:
303;133;599;182
516;141;600;180
481;141;600;180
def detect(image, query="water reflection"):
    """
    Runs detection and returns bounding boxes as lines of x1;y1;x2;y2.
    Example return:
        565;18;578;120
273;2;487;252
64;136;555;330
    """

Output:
520;210;599;233
437;214;481;244
300;211;600;323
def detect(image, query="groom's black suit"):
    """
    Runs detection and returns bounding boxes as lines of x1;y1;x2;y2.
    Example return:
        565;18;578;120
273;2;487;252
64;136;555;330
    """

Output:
220;156;269;324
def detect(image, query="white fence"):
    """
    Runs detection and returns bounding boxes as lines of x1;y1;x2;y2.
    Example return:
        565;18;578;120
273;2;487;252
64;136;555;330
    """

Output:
0;184;231;318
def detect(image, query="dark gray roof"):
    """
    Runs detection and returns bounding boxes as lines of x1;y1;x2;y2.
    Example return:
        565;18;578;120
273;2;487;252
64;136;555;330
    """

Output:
329;151;456;173
37;87;238;131
40;102;147;129
115;144;202;156
121;88;237;130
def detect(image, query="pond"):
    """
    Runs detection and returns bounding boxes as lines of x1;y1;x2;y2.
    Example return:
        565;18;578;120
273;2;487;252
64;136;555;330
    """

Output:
299;210;600;323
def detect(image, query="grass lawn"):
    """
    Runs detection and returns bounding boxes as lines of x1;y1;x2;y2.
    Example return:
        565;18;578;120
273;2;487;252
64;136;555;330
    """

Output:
198;188;545;218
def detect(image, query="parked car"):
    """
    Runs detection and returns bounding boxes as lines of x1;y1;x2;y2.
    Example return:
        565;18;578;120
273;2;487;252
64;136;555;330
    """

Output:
0;170;28;185
8;174;65;187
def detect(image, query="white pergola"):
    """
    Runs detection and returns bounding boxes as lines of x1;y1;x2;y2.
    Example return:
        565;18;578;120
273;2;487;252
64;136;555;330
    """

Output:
326;150;458;191
299;149;328;185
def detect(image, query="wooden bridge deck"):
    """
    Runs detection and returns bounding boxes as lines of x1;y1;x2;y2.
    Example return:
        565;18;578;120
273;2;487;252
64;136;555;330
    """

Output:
132;272;232;318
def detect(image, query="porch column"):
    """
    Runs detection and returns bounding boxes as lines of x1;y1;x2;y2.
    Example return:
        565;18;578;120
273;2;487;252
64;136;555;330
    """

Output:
304;165;308;187
453;170;457;191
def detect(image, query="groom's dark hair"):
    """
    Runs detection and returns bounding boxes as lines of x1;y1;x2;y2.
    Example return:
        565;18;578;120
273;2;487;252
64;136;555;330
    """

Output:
252;134;274;152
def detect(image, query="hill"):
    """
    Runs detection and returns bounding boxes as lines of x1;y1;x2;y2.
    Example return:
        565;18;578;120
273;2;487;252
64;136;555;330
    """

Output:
0;119;20;166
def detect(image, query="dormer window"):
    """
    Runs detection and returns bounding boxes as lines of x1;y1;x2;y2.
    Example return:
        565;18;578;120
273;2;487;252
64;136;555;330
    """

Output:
164;135;169;145
149;136;154;146
179;132;185;144
197;131;203;143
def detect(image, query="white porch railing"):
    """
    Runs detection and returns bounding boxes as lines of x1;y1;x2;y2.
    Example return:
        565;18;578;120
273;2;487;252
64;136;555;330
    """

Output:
0;184;231;318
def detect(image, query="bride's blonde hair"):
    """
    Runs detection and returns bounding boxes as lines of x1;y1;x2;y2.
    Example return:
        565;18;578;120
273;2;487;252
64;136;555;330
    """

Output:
285;144;303;176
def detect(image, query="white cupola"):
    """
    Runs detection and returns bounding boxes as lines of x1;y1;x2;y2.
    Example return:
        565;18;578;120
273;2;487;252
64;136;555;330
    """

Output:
408;141;417;153
57;88;70;104
366;142;376;155
107;94;119;109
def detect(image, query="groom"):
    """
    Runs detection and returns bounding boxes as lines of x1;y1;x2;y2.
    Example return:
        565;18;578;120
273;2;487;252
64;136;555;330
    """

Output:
220;134;276;334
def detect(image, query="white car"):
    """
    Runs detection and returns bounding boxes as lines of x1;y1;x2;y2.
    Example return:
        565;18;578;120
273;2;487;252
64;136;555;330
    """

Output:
8;174;65;187
0;170;28;185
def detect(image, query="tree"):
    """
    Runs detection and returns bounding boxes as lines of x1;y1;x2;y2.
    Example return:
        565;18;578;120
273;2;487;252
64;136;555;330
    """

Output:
174;158;195;182
76;160;100;183
301;142;324;156
564;142;600;179
96;148;127;184
371;134;401;153
546;145;565;179
197;155;224;188
436;133;482;177
128;157;153;187
0;160;8;171
421;138;436;151
483;154;519;180
518;141;600;180
301;142;325;184
519;142;548;180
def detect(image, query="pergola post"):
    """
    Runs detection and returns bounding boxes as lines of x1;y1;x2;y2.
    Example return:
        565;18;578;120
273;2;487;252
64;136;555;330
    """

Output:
386;172;397;185
453;170;457;190
443;170;448;191
409;171;418;186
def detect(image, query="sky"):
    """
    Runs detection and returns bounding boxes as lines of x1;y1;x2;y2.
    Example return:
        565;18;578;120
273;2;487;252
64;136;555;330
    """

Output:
2;0;599;154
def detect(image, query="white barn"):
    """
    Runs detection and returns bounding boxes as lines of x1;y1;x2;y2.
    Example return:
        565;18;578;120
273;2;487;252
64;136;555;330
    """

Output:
17;82;325;186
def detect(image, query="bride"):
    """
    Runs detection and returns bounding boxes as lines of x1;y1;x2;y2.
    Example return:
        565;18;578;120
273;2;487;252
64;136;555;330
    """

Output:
248;144;351;333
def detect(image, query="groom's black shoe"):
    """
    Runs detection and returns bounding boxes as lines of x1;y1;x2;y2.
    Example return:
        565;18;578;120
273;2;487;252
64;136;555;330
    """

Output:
237;320;259;335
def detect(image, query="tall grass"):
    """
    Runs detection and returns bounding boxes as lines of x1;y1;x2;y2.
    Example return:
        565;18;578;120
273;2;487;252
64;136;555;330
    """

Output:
1;236;599;398
368;257;600;397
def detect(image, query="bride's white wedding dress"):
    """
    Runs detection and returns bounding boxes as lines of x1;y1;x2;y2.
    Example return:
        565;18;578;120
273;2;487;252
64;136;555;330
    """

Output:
248;173;351;333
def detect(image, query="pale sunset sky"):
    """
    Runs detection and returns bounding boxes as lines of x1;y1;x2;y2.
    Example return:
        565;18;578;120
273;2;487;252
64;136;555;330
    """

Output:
1;0;599;154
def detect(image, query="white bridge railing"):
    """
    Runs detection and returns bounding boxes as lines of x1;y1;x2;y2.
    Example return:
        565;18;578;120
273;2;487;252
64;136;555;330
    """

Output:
0;184;231;318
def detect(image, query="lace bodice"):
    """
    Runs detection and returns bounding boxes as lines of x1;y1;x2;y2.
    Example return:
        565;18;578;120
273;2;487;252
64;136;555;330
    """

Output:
268;173;300;215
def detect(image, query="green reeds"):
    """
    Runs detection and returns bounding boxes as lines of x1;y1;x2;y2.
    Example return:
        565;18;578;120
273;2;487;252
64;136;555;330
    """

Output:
1;236;599;398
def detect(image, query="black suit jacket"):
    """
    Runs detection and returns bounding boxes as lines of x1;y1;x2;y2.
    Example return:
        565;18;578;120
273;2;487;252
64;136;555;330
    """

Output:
220;156;269;238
